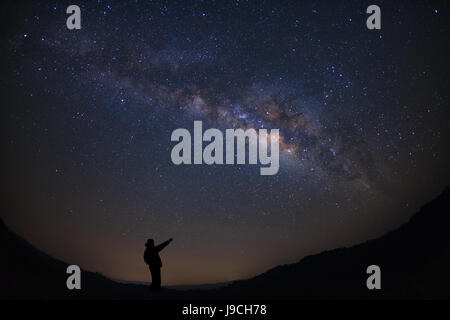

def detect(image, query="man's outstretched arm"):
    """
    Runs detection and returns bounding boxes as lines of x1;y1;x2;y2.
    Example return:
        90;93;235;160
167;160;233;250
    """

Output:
156;238;173;252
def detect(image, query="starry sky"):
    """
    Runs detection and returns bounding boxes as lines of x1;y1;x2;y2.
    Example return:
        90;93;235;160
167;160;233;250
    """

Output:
1;0;449;285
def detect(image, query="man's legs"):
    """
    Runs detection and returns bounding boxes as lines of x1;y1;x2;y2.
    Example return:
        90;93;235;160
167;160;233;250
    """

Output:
150;267;161;291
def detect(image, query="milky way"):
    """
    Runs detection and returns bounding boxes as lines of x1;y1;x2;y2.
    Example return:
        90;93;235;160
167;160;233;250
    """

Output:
1;0;449;284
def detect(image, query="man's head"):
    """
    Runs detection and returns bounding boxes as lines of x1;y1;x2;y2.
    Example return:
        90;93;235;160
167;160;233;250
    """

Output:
146;239;154;247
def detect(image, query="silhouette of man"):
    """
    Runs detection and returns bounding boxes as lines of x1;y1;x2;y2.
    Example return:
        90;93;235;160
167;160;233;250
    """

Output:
144;238;173;291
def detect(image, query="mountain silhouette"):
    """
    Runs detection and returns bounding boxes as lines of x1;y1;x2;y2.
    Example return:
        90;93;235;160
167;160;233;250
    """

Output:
1;187;449;299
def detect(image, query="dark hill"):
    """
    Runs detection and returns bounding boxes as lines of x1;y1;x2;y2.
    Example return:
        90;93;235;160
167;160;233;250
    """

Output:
1;187;449;299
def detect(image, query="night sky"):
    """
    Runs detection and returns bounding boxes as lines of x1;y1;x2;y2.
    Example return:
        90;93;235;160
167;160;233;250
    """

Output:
1;0;449;285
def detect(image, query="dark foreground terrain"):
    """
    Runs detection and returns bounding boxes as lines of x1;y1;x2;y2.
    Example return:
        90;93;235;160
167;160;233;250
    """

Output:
1;187;449;299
